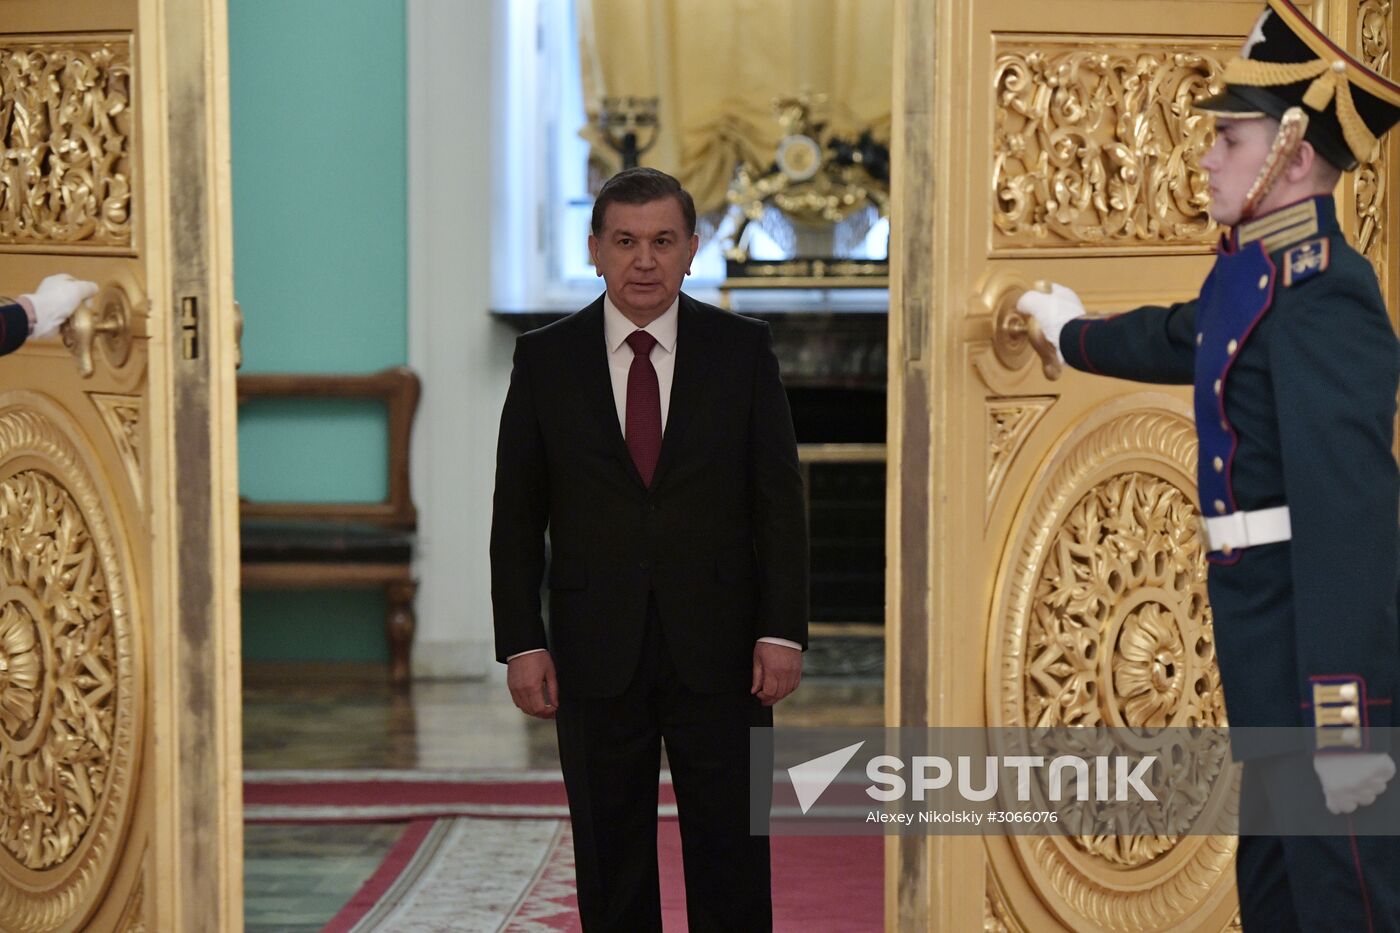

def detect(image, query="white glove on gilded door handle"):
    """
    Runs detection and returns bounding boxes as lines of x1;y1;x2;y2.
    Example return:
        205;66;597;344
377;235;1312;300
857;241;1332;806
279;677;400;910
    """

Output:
21;274;99;340
1014;282;1087;366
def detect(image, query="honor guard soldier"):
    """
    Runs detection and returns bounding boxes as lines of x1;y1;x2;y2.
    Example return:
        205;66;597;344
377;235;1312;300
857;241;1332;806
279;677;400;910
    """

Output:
0;275;97;356
1018;1;1400;928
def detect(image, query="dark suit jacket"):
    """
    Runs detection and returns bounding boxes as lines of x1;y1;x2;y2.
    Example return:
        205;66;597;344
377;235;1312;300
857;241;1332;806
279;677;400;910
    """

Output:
491;292;809;699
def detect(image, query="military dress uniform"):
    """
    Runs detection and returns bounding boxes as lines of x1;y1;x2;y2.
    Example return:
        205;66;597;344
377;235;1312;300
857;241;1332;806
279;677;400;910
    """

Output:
1064;193;1399;742
1064;194;1400;931
1058;190;1400;930
1049;2;1400;927
0;302;30;356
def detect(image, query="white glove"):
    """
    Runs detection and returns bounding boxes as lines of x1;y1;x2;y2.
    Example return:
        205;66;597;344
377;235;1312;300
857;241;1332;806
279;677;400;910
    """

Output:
1314;753;1396;814
21;274;98;340
1015;283;1087;365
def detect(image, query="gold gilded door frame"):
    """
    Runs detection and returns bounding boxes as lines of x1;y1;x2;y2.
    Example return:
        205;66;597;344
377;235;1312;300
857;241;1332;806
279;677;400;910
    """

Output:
0;0;241;930
888;0;1397;930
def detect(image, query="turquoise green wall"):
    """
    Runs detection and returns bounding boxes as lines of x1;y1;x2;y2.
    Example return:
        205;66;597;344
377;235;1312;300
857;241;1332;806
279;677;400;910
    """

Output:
231;0;408;662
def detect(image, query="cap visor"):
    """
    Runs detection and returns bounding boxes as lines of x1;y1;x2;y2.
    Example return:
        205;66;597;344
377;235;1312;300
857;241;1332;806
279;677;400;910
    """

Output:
1194;89;1269;119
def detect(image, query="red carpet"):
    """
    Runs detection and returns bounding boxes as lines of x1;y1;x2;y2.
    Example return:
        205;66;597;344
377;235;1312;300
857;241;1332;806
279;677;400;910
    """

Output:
243;768;675;823
247;770;881;931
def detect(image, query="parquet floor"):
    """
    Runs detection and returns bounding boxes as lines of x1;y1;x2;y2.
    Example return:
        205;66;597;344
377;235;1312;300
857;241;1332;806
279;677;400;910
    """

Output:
242;661;884;931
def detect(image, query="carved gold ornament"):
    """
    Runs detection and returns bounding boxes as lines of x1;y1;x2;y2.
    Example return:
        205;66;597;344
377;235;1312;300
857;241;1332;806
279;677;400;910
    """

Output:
985;868;1020;932
0;37;133;251
987;397;1054;522
90;394;143;508
991;404;1235;931
1356;0;1392;290
115;874;145;933
1024;470;1223;730
0;406;137;931
993;40;1233;251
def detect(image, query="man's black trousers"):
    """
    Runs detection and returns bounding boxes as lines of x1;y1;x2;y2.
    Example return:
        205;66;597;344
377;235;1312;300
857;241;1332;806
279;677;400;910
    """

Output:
555;596;773;932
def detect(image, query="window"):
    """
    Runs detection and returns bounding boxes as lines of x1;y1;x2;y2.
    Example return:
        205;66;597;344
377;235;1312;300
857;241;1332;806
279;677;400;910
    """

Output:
494;0;889;311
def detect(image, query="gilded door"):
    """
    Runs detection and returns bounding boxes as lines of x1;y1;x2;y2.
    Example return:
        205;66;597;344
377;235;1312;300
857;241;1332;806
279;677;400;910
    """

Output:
889;0;1397;930
0;1;241;931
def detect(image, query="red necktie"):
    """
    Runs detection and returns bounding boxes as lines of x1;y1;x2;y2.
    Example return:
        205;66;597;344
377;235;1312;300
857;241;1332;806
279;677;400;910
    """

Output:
625;330;662;487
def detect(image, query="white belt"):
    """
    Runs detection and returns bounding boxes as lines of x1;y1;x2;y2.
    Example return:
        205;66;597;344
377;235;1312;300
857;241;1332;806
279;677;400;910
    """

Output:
1202;506;1291;553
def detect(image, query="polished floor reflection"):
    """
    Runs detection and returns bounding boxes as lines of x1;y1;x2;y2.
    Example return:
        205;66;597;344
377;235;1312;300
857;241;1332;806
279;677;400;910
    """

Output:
242;662;883;930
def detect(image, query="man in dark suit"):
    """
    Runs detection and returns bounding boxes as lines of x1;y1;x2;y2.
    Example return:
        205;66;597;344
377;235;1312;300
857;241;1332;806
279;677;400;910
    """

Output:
491;167;808;931
0;275;97;356
1017;2;1400;928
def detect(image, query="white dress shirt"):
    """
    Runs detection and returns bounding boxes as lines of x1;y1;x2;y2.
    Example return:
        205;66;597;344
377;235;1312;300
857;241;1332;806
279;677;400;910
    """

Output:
604;293;678;433
508;293;800;659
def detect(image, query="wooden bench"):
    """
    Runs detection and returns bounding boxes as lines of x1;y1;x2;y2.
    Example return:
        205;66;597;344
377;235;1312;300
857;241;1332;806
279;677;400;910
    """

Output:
238;368;422;686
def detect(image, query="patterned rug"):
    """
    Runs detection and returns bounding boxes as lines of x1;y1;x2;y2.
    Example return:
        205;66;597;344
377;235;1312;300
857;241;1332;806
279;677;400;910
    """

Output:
244;770;880;932
244;768;676;823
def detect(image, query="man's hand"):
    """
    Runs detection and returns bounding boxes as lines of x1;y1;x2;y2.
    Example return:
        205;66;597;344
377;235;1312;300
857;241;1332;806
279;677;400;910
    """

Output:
22;274;98;340
1015;282;1087;365
1314;752;1396;814
752;642;802;707
507;650;559;719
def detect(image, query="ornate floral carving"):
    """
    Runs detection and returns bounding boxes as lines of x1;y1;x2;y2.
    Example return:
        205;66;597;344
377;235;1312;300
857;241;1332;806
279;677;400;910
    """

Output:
1356;1;1392;289
0;603;41;740
1360;1;1392;76
0;471;117;871
0;38;133;249
993;40;1234;250
1025;472;1221;730
986;397;1054;521
0;407;136;932
90;394;142;506
991;406;1235;930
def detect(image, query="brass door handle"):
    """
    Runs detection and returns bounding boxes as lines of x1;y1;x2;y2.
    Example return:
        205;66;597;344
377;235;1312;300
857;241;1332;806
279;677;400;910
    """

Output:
63;282;134;378
985;277;1063;381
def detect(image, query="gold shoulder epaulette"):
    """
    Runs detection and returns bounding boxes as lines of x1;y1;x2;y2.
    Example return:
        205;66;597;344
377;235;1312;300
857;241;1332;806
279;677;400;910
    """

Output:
1282;237;1330;287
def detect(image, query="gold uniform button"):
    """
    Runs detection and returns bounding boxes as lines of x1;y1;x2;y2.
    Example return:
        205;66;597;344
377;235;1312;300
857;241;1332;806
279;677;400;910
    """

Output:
1258;274;1269;290
1220;419;1230;432
1221;543;1234;556
1196;333;1204;347
1214;379;1222;396
1342;706;1360;725
1227;339;1239;355
1341;684;1359;701
1214;500;1227;515
1213;456;1224;473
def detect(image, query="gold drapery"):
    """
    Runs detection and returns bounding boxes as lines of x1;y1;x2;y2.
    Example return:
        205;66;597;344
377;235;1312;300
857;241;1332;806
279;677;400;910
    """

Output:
577;0;893;217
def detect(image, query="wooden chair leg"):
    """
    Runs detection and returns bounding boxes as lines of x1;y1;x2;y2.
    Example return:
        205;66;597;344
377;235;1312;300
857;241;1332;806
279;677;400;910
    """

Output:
386;579;417;688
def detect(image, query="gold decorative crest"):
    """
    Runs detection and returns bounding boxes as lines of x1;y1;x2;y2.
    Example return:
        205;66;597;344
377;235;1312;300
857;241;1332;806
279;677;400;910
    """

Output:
991;405;1235;931
993;39;1232;250
0;37;134;251
1022;469;1222;731
0;407;138;931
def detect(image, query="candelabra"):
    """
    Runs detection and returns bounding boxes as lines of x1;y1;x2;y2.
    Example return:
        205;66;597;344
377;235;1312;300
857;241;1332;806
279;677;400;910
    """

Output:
597;96;660;169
